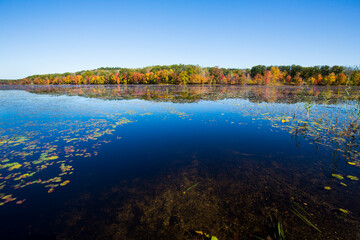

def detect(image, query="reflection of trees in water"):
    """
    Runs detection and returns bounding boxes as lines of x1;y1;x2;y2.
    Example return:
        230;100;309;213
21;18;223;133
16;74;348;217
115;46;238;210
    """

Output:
6;85;360;166
5;85;360;159
2;85;359;104
4;84;360;181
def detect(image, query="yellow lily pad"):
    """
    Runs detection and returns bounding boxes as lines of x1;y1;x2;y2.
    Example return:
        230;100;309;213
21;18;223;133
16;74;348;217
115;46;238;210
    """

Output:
47;156;59;160
347;175;359;181
60;180;70;186
339;208;349;214
331;174;344;180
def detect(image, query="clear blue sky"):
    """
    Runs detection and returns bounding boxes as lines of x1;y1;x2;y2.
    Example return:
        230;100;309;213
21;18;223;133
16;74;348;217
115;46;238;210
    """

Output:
0;0;359;79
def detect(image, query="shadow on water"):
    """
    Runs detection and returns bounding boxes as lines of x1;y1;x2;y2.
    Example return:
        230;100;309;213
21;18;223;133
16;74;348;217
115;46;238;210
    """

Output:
0;85;359;239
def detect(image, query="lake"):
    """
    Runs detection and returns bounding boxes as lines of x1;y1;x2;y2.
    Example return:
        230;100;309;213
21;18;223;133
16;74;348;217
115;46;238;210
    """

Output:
0;85;359;240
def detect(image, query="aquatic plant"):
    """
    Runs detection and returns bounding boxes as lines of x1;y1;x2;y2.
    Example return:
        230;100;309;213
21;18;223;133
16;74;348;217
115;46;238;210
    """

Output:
290;201;321;233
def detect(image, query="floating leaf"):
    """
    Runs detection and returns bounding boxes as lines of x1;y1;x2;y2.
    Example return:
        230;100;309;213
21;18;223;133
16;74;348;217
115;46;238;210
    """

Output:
60;180;70;186
339;208;349;214
195;231;207;236
1;194;12;200
47;156;59;160
7;163;22;171
194;231;218;240
16;199;26;204
347;175;359;181
331;174;344;180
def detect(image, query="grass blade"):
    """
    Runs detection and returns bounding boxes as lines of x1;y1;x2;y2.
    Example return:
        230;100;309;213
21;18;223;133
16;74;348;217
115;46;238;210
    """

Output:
185;182;200;192
290;208;321;233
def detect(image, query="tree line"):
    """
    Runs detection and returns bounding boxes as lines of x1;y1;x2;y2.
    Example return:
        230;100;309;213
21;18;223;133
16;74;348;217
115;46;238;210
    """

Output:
7;64;360;85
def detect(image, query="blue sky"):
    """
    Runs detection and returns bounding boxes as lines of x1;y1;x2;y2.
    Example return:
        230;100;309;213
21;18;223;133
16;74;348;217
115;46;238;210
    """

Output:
0;0;359;79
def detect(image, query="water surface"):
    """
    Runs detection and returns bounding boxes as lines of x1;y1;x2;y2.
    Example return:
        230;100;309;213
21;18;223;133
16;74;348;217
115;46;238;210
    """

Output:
0;85;359;240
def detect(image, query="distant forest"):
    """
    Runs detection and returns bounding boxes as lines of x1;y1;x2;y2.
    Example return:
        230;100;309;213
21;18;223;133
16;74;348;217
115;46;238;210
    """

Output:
3;64;360;86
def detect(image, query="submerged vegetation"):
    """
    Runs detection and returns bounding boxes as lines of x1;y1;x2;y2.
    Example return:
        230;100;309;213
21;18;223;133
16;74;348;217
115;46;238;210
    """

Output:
2;64;360;86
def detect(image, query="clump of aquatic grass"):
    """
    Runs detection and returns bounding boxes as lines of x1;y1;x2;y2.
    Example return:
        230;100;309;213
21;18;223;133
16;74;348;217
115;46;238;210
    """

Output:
270;216;286;240
250;215;286;240
279;86;360;165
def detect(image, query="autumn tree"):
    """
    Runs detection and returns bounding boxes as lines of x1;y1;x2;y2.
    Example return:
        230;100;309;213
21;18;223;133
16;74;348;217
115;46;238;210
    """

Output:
270;66;282;84
285;75;291;85
337;73;347;85
179;71;189;84
262;70;273;85
293;72;302;85
324;73;336;85
317;74;323;85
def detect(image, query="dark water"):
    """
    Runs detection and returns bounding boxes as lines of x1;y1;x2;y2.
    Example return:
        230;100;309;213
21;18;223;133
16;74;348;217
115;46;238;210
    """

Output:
0;85;359;240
